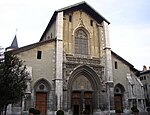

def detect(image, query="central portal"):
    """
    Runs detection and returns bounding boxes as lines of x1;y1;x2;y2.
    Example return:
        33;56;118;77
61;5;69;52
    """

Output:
71;75;93;115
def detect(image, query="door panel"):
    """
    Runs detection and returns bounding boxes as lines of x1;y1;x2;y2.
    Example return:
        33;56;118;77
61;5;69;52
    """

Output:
73;105;80;115
72;91;93;114
114;95;123;112
36;92;47;115
84;92;92;114
72;92;81;115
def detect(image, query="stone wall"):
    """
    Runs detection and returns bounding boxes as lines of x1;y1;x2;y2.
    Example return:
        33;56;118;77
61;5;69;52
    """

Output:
63;10;104;58
17;41;56;112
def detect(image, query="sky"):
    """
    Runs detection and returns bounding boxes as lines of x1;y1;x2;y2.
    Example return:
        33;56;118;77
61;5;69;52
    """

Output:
0;0;150;70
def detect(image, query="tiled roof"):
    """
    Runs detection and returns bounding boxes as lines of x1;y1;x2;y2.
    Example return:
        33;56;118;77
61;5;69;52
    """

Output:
7;38;56;54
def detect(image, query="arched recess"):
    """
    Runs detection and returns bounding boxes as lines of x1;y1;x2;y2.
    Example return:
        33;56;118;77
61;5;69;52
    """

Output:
67;65;101;115
34;78;51;115
114;83;125;113
68;65;100;90
72;26;90;37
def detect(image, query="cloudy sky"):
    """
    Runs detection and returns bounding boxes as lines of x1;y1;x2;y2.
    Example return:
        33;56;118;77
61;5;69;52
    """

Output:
0;0;150;70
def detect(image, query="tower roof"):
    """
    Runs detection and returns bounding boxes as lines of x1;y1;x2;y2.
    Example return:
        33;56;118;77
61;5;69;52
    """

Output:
6;35;18;51
11;35;18;49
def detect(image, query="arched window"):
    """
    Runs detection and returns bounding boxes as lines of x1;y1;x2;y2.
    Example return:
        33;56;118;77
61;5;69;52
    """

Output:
114;84;125;94
74;29;88;55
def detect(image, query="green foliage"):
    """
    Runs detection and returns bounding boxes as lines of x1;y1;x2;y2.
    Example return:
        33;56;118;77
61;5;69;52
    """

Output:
83;109;90;114
147;107;150;111
0;52;29;112
29;108;41;114
29;108;35;113
131;106;139;112
34;109;41;114
115;109;122;113
56;110;64;115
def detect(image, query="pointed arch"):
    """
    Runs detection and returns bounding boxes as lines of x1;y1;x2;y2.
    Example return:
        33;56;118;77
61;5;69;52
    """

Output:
114;83;125;94
73;26;90;36
67;65;101;90
34;78;51;92
67;65;102;114
73;27;90;55
72;23;90;36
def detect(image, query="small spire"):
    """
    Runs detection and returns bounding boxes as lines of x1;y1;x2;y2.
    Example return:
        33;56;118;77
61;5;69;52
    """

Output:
11;35;18;49
6;35;18;51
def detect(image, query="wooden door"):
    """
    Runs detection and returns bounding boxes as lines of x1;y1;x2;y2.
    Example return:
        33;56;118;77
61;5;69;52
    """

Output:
84;92;92;114
114;94;123;112
72;92;81;115
36;92;47;115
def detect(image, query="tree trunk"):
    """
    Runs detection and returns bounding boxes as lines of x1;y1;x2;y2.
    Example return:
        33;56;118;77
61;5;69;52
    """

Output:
0;111;2;115
4;105;7;115
0;107;4;115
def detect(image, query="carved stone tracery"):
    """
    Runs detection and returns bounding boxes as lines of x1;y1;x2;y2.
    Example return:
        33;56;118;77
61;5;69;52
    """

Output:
63;55;104;90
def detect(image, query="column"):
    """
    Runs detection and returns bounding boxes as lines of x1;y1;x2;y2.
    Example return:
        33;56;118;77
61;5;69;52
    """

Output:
102;21;114;111
97;24;103;60
55;11;63;110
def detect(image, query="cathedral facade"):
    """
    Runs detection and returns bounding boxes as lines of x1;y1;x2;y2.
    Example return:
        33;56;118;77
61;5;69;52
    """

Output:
7;2;146;115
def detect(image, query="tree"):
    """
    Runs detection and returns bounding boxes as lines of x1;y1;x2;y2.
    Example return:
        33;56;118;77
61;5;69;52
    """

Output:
0;51;29;115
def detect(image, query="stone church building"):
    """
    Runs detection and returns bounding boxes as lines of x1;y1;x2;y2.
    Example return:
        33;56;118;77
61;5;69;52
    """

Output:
6;1;146;115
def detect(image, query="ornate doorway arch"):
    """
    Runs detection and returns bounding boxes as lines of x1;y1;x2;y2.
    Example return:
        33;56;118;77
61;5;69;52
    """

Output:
34;79;51;115
67;65;101;115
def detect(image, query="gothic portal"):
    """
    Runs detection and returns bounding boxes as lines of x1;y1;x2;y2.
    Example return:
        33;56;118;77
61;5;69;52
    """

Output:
63;65;105;115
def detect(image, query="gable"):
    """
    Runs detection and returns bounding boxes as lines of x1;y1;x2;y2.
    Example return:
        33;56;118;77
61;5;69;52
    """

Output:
40;1;109;41
58;1;109;24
